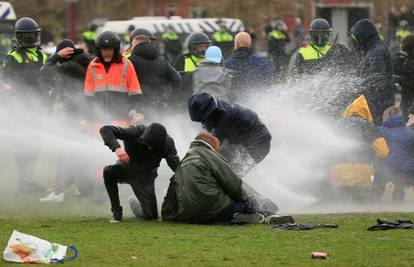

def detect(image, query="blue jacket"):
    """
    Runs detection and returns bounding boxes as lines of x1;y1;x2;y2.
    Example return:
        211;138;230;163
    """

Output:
188;92;272;145
224;48;272;101
351;19;394;124
379;114;414;172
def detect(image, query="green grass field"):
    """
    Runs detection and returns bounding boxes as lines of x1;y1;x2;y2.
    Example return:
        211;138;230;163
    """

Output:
1;210;414;266
1;152;414;266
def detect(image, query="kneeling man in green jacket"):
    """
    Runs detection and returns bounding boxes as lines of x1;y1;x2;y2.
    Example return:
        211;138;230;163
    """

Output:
161;131;293;225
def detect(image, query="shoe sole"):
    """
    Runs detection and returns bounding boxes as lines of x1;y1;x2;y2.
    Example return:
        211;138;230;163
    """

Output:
267;215;295;225
110;220;121;223
231;213;265;224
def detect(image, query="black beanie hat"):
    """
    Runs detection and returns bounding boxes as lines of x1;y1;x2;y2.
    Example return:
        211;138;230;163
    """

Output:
140;123;167;148
56;39;75;53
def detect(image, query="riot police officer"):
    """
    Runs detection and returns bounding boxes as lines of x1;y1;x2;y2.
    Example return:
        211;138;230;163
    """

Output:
290;18;332;75
162;25;182;64
174;32;210;72
124;28;157;58
3;17;48;91
173;32;210;108
212;22;234;59
2;17;48;193
82;22;98;55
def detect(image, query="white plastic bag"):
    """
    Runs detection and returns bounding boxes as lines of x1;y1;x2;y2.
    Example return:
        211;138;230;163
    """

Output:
3;230;77;264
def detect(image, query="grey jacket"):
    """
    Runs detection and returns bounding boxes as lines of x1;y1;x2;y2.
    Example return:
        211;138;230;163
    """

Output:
192;60;232;101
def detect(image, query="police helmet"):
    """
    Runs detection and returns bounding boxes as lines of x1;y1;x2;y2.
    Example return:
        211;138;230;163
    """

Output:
96;31;121;49
188;32;211;47
130;28;156;43
187;32;211;57
14;17;41;48
275;20;287;31
309;18;332;47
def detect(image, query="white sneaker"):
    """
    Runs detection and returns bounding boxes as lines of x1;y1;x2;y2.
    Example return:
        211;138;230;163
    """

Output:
40;192;64;203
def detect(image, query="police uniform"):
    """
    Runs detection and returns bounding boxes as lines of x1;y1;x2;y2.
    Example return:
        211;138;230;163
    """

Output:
292;44;331;75
162;32;182;63
212;31;233;58
82;30;97;55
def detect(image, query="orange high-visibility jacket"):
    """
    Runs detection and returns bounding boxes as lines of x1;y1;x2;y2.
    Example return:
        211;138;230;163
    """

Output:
84;56;141;96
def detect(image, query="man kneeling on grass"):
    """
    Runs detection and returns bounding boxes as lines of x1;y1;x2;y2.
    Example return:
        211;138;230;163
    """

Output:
100;122;180;222
160;132;292;224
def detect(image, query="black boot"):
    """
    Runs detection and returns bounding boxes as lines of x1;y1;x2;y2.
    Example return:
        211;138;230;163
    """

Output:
110;206;123;223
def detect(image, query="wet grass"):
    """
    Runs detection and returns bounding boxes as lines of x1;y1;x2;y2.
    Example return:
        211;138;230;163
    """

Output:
1;212;414;266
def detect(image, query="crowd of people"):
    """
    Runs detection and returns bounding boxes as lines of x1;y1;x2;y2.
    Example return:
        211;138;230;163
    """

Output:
2;12;414;225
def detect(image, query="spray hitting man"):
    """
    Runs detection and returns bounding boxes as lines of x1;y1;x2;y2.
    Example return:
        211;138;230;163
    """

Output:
188;92;272;176
99;122;180;222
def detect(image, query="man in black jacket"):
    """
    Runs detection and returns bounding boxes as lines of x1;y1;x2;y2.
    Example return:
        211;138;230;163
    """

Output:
350;19;395;125
100;123;180;222
39;39;92;118
188;92;272;175
38;39;94;203
129;35;182;119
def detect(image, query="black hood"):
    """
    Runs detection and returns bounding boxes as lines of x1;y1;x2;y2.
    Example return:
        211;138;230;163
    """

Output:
188;93;220;123
233;47;253;59
350;19;379;48
132;42;159;60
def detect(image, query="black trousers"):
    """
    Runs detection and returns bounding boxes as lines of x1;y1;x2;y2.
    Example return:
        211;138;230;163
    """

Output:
220;139;271;176
103;163;158;220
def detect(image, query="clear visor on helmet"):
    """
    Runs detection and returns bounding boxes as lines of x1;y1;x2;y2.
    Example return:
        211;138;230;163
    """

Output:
15;32;40;48
310;31;330;47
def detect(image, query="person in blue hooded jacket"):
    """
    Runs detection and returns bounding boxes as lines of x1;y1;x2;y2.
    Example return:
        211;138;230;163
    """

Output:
378;106;414;201
350;19;395;125
188;92;272;175
224;32;272;104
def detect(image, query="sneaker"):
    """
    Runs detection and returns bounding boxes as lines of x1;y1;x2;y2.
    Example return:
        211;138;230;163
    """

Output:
110;207;123;223
128;196;144;219
231;213;265;224
40;192;64;203
265;215;295;225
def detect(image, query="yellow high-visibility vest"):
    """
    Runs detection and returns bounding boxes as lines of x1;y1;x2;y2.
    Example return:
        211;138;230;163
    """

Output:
82;31;97;41
268;30;287;40
162;33;179;41
213;32;233;42
298;44;331;61
184;55;203;72
7;48;47;64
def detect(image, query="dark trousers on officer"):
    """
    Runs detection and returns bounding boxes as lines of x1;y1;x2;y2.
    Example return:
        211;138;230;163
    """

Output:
103;163;158;220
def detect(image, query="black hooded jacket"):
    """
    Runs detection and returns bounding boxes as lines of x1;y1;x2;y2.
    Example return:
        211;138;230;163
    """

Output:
351;19;395;124
129;42;182;108
188;93;272;145
39;49;92;117
100;124;180;172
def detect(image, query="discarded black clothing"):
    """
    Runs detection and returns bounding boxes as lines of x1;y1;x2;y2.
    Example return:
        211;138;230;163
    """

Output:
367;219;413;231
272;223;338;231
